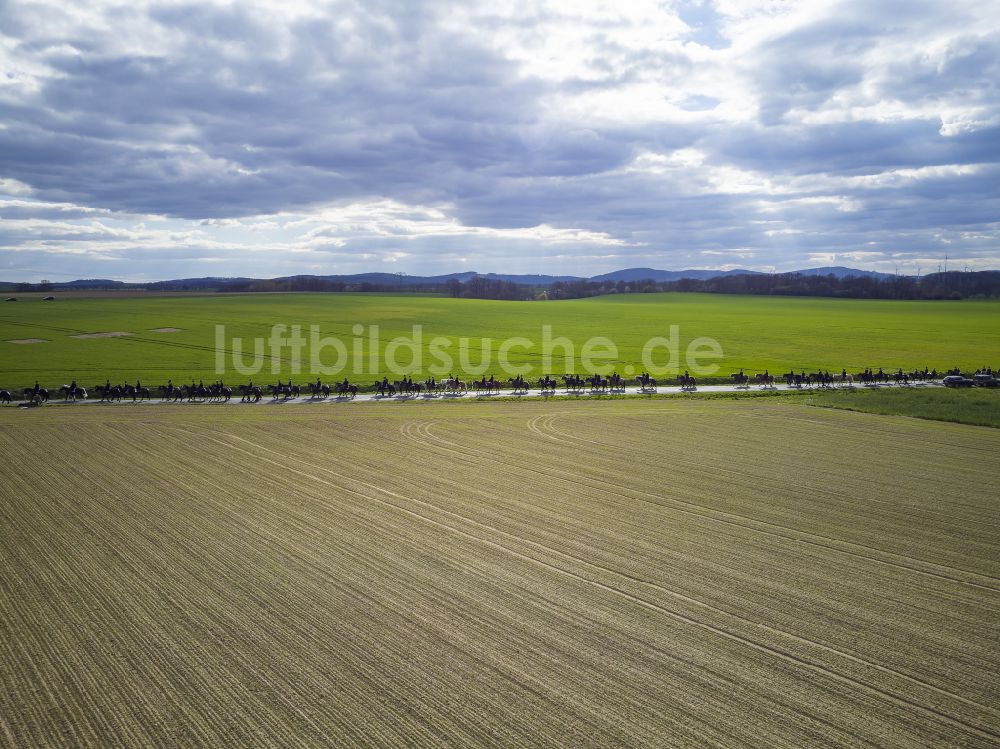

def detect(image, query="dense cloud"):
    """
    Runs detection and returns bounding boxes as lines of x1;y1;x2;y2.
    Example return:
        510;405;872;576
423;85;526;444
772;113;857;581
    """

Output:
0;0;998;281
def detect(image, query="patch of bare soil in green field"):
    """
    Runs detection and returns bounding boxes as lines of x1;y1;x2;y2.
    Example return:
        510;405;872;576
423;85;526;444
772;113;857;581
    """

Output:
69;331;133;339
1;400;997;748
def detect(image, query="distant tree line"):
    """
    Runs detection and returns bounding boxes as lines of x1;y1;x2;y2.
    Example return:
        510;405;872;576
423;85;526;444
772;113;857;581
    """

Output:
444;276;534;301
215;278;439;293
543;271;1000;301
10;270;1000;300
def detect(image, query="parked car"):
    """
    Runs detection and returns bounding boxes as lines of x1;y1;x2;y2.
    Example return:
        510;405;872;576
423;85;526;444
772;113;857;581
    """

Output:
942;375;975;388
973;373;999;388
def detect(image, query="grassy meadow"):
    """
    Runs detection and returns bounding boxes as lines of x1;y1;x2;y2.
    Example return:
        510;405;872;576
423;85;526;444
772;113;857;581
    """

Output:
1;291;997;391
794;384;1000;428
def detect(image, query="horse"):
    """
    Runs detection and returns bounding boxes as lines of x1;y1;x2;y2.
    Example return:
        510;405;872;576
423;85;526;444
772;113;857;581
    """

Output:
472;376;500;395
123;384;151;402
238;384;263;403
586;374;608;393
0;389;11;405
335;381;358;399
93;384;121;402
22;387;49;404
537;376;557;393
212;384;233;402
678;373;697;391
443;377;467;395
508;376;529;394
394;379;422;397
60;384;86;401
812;371;834;388
562;374;584;393
730;372;749;389
636;373;657;392
308;381;331;399
269;383;299;399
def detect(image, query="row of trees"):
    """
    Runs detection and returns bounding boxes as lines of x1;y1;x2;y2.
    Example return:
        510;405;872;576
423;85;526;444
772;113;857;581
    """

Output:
542;271;1000;301
444;276;533;300
12;270;999;301
216;278;431;293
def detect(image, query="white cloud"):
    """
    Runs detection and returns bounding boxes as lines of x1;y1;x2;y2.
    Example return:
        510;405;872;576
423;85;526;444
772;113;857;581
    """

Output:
0;0;997;279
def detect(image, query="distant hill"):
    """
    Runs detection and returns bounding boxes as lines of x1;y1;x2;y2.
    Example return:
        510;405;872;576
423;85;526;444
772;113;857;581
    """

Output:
276;272;479;285
146;277;258;290
1;266;959;292
589;267;764;283
477;272;583;284
57;279;130;289
792;266;896;281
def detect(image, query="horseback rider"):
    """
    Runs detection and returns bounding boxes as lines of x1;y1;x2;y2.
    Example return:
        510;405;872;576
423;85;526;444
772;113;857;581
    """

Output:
33;380;40;396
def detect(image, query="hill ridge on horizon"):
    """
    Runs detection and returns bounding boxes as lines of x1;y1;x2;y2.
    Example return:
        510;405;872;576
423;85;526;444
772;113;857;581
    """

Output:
1;265;925;290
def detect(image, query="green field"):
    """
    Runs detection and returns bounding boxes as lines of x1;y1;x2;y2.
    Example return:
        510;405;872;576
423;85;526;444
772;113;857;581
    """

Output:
793;385;1000;428
1;399;998;747
1;291;998;391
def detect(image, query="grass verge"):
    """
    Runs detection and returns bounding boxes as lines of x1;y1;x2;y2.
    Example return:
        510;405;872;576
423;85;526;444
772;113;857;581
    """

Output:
791;385;1000;428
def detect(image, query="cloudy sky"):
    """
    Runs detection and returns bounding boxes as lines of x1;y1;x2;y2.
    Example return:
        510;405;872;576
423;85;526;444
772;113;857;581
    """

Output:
1;0;998;281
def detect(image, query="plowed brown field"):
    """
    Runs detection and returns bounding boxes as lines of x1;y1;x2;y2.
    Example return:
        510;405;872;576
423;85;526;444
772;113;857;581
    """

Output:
1;400;998;747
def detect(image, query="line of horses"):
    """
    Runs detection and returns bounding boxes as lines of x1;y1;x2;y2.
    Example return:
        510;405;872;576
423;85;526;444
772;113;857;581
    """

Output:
726;367;942;390
0;366;955;406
